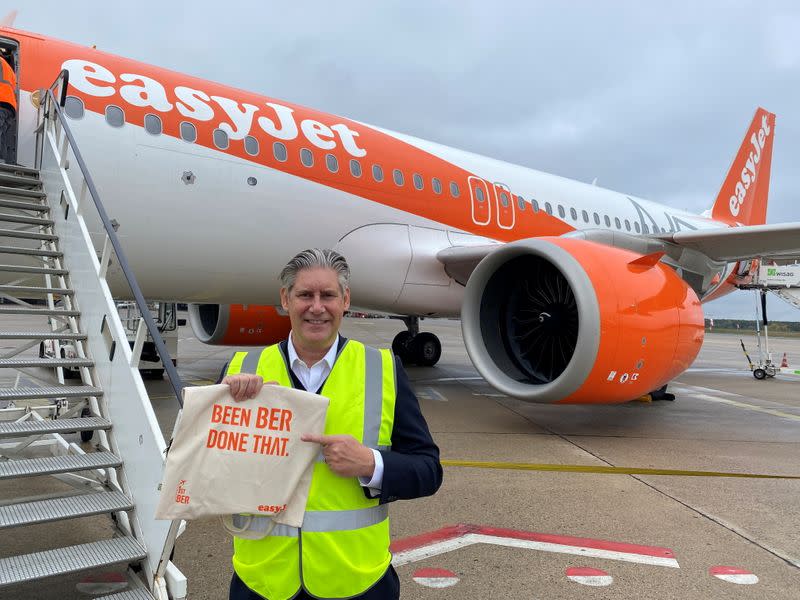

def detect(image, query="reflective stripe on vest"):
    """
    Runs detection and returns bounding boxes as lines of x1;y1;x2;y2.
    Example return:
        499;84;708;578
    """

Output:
229;504;389;536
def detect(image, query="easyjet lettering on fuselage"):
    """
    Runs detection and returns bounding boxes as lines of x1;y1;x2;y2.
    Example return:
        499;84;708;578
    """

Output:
63;59;368;157
729;113;771;217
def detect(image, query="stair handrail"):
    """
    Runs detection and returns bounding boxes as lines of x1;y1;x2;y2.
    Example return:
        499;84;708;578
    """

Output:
37;70;184;407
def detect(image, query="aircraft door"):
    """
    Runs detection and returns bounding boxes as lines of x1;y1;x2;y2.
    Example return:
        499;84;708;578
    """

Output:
468;176;491;226
494;182;515;229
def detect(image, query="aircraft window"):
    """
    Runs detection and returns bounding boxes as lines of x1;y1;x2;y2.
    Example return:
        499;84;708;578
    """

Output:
449;181;460;197
413;173;424;190
531;198;539;212
350;159;362;178
301;148;314;167
545;202;553;215
570;207;577;220
643;224;650;234
273;142;288;162
105;105;124;128
64;96;84;120
432;178;442;194
558;205;565;218
213;128;229;150
326;153;339;173
582;210;589;223
245;136;259;156
180;121;197;143
624;219;631;231
614;217;621;229
634;221;641;233
604;215;611;227
372;164;384;182
593;212;600;225
475;187;485;202
144;114;162;136
500;191;509;207
393;169;404;186
517;196;525;210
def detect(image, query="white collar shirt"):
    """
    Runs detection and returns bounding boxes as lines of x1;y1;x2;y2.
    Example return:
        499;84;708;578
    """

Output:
286;332;339;393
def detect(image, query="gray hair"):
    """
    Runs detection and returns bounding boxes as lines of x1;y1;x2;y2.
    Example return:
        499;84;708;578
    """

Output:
279;248;350;293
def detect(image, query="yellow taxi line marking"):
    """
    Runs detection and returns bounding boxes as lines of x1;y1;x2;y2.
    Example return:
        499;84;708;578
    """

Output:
440;460;800;479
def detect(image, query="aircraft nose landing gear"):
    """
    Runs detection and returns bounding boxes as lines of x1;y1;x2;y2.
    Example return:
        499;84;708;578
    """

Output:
392;317;442;367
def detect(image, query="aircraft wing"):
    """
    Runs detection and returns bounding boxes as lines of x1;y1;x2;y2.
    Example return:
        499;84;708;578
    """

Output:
656;222;800;262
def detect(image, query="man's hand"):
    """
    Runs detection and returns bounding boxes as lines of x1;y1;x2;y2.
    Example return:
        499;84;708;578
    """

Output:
222;375;277;401
301;433;375;478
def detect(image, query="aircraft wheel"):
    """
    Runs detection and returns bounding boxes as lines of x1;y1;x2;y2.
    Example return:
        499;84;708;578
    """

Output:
392;331;414;364
753;368;767;380
411;332;442;367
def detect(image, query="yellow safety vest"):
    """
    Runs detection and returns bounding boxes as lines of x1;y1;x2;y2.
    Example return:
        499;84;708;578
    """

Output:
225;340;397;600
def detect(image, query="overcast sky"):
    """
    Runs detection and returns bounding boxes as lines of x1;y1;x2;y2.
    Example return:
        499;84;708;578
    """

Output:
14;1;800;320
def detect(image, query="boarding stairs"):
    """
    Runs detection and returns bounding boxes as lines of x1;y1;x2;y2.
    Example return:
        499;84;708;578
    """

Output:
771;288;800;311
0;73;186;598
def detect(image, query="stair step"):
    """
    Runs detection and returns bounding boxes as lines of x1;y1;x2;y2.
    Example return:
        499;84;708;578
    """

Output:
0;213;53;226
0;385;103;401
0;228;58;241
0;331;86;340
0;184;46;199
0;245;61;257
0;451;120;480
0;172;42;188
0;163;39;177
0;284;73;297
0;264;68;275
0;198;48;211
0;285;73;296
0;490;131;529
96;589;157;600
0;306;79;316
0;416;109;438
0;357;93;369
0;536;145;586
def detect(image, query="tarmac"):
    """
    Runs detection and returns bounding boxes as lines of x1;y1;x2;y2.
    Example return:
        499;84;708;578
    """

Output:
3;316;800;599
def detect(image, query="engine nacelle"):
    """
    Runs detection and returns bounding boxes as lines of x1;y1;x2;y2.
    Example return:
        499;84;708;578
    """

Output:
188;304;291;346
461;237;704;404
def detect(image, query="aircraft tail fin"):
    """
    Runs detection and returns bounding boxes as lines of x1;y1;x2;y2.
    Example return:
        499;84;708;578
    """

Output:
710;107;775;226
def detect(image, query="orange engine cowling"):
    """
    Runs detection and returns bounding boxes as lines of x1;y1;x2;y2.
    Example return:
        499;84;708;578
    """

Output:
187;304;292;346
461;237;704;404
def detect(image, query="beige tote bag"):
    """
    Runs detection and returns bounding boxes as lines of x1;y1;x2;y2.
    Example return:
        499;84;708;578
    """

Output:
156;384;328;529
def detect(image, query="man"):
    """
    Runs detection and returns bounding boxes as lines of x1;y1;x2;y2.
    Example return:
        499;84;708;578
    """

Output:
222;248;443;600
0;50;16;165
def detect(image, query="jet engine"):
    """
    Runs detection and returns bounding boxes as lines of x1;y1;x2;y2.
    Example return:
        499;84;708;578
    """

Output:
461;237;704;404
188;304;291;346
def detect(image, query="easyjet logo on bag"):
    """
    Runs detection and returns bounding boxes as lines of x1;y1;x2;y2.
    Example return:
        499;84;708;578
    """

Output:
258;504;287;513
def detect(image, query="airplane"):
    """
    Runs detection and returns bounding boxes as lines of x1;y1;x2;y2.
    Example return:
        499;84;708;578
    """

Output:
4;25;800;405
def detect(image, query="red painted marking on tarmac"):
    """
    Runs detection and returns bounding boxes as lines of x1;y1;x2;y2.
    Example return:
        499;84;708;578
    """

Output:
390;523;675;558
566;567;609;577
412;567;460;588
413;568;458;578
709;566;752;575
709;566;759;584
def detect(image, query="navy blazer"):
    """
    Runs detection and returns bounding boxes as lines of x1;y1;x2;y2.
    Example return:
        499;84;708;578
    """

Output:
221;336;443;503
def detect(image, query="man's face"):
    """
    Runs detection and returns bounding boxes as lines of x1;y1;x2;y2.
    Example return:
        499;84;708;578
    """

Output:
280;267;350;353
